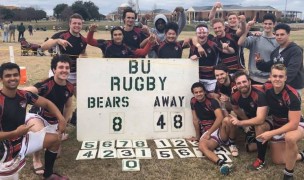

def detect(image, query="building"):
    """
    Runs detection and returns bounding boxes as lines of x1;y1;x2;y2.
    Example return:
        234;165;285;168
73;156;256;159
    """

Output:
186;5;282;23
282;10;302;21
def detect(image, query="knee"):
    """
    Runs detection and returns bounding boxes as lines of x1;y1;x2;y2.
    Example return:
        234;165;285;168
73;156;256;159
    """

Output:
272;158;285;165
285;134;297;146
45;134;61;151
198;141;209;152
222;117;231;126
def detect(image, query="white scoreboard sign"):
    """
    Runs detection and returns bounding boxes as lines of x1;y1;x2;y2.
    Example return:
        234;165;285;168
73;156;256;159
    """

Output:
77;58;198;140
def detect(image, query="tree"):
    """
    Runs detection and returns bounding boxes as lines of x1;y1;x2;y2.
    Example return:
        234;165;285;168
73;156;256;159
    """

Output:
53;4;68;19
84;1;100;20
0;7;15;20
71;1;89;20
61;7;73;21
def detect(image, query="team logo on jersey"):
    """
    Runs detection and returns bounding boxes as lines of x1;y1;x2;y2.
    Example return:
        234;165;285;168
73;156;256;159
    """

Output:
122;50;127;55
175;46;179;51
273;55;284;64
19;101;26;108
65;91;69;97
133;35;138;40
207;48;211;54
80;42;84;48
226;40;230;45
278;99;283;106
250;102;255;108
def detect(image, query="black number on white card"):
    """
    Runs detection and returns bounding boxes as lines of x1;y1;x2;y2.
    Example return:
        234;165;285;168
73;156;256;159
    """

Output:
173;114;183;129
113;117;122;131
104;150;114;158
157;114;166;129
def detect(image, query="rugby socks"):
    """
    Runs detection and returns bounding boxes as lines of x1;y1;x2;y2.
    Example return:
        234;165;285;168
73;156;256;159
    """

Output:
43;149;58;178
217;159;226;166
256;138;267;162
299;151;304;161
283;168;294;177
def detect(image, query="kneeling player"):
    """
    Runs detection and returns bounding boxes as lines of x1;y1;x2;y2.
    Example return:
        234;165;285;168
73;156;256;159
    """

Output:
190;82;232;175
0;62;68;180
257;64;304;180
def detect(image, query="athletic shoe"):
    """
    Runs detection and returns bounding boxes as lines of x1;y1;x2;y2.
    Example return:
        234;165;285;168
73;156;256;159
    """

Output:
220;164;233;175
247;158;265;171
229;144;239;157
283;174;294;180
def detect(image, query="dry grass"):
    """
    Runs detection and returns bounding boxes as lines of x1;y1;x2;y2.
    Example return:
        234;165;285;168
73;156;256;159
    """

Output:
0;25;304;180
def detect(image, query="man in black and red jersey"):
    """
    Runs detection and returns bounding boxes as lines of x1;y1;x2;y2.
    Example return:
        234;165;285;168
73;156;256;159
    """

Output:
189;82;233;175
209;2;247;68
211;18;245;74
41;13;87;126
87;25;155;58
0;62;68;179
23;55;74;175
122;8;149;51
152;22;188;58
229;70;270;171
208;63;238;156
257;64;304;180
41;13;87;86
189;24;233;92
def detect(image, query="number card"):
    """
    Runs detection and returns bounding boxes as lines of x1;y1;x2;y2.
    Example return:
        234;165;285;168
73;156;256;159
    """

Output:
192;147;205;158
122;159;140;171
156;149;174;159
135;148;152;159
81;141;98;150
187;140;199;147
170;139;188;147
117;149;135;158
110;112;125;134
132;140;148;148
171;112;185;132
174;148;195;158
217;153;232;163
116;140;132;148
153;112;168;132
99;140;116;149
214;146;231;156
98;148;117;159
76;150;97;160
154;139;172;148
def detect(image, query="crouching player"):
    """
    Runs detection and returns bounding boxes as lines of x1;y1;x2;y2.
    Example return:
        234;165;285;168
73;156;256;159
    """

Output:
257;64;304;180
190;82;232;175
0;62;68;180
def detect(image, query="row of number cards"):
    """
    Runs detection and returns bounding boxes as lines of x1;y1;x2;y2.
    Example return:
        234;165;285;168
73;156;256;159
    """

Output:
76;139;232;171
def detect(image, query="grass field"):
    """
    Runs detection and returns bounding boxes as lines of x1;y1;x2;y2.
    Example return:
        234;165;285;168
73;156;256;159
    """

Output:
0;23;304;180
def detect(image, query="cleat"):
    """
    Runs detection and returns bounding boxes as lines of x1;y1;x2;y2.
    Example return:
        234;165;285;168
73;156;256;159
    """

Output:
229;145;239;157
247;158;265;171
220;164;233;175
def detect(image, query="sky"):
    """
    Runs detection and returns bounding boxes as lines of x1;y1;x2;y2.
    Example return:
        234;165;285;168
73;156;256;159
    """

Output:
0;0;302;17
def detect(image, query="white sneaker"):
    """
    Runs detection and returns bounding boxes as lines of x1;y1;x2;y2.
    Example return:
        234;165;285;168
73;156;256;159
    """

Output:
229;145;239;157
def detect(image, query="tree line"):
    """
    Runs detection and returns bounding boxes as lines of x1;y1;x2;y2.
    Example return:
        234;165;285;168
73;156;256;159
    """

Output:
53;1;105;21
0;1;105;21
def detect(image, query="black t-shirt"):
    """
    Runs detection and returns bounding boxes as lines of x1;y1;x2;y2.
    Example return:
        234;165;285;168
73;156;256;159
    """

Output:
29;77;74;124
189;40;219;80
96;40;135;58
154;40;184;58
123;27;147;50
231;86;267;118
0;90;38;160
51;31;87;72
264;82;303;128
214;33;242;73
